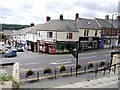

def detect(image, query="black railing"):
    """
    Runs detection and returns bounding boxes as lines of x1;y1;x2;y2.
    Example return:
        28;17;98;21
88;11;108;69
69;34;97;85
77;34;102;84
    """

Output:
20;62;120;82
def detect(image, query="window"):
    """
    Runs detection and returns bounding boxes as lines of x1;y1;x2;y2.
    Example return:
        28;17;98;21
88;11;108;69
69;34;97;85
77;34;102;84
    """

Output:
84;30;89;36
95;30;97;36
47;32;53;38
38;31;40;37
33;34;35;40
66;33;72;39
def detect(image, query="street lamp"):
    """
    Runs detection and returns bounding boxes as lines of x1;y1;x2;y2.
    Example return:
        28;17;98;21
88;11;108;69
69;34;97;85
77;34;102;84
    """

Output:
110;14;117;49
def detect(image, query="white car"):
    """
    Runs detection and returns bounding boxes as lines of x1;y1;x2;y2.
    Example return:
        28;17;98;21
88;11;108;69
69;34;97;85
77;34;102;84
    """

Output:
10;46;17;52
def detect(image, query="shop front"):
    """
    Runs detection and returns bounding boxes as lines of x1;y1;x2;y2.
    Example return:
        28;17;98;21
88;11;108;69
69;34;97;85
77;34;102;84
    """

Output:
79;37;99;51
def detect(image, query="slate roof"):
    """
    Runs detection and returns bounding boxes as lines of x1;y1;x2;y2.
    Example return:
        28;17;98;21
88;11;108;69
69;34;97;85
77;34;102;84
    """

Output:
108;19;120;29
95;18;116;29
77;18;101;30
37;19;78;32
12;27;32;35
3;30;14;36
27;24;44;34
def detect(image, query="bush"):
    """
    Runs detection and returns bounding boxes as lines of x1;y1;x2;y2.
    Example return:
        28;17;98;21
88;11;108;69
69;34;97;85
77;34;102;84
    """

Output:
43;67;52;74
75;64;81;69
87;62;93;68
26;70;34;77
99;61;105;67
60;65;66;73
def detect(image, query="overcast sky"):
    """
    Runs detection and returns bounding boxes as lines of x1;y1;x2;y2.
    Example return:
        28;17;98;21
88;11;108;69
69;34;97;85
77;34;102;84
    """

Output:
0;0;119;25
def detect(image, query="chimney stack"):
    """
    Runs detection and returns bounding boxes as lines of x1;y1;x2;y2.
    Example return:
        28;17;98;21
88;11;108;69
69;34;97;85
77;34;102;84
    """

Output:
75;13;79;20
116;16;120;20
105;15;109;20
30;23;34;27
46;16;51;21
60;14;63;20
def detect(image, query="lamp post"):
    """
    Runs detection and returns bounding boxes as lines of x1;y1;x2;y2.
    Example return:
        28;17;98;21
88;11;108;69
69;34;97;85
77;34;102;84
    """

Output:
110;14;117;49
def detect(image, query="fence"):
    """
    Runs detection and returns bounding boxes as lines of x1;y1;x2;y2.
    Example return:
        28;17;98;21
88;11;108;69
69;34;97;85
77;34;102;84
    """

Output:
20;62;120;82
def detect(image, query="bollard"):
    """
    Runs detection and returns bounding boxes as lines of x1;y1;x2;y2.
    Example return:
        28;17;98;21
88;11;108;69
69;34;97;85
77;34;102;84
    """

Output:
71;67;72;76
37;71;39;80
95;64;98;77
55;69;56;78
103;67;106;76
114;64;116;74
84;65;86;73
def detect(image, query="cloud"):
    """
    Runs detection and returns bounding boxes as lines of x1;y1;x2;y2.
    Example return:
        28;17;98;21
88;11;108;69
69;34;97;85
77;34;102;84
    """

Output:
0;0;119;24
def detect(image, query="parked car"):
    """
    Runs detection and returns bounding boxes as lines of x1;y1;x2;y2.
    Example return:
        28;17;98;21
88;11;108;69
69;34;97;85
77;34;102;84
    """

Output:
0;49;4;54
17;47;24;52
4;50;17;58
10;46;17;52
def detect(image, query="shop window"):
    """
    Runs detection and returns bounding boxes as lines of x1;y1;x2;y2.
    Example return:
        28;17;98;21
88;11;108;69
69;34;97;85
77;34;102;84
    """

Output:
47;32;53;38
66;33;72;39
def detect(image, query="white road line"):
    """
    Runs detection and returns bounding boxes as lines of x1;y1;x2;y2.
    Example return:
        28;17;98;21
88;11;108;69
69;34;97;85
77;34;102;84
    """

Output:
50;61;71;65
20;62;39;66
80;56;96;59
56;64;75;68
20;67;43;71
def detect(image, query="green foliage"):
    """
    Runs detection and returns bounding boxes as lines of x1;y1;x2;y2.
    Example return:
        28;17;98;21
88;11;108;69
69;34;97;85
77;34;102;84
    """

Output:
0;32;4;41
60;65;66;73
75;64;81;69
43;67;52;74
26;70;34;77
99;61;105;67
87;63;93;68
0;75;13;85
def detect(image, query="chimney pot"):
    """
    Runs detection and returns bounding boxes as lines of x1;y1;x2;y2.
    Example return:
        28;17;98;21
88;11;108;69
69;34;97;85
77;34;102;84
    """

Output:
46;16;51;21
75;13;79;20
60;14;63;20
105;15;109;20
30;23;34;27
116;16;120;20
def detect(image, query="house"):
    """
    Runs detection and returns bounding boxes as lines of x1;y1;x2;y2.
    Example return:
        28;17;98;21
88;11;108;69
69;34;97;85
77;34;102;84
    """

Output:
95;15;118;48
26;24;43;52
36;15;79;54
76;15;101;51
12;27;31;47
108;16;120;47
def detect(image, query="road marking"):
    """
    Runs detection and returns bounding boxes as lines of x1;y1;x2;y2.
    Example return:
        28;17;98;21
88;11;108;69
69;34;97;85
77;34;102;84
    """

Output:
20;67;43;71
80;56;96;59
50;61;71;65
20;62;39;66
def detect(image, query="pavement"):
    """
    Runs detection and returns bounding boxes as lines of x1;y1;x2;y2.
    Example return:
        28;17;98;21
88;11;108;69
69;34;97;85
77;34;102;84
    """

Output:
54;66;119;88
20;66;119;88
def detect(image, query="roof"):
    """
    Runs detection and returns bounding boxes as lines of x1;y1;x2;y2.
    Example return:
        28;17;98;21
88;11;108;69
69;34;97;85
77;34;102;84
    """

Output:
95;18;116;29
3;30;14;36
108;19;120;29
27;24;44;34
37;19;78;32
12;27;32;35
77;18;101;30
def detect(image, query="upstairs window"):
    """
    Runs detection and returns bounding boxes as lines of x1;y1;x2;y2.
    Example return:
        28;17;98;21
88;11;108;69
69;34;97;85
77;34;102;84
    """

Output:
66;33;72;39
95;30;98;36
47;32;53;38
84;30;89;36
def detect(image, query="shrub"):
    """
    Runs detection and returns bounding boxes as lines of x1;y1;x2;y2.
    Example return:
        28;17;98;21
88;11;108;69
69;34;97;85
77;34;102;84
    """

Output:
75;64;81;69
60;65;66;73
43;67;52;74
26;70;34;77
87;62;93;68
99;61;105;67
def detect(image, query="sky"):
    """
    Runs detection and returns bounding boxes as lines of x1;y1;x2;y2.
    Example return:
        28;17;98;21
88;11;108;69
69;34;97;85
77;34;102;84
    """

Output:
0;0;119;25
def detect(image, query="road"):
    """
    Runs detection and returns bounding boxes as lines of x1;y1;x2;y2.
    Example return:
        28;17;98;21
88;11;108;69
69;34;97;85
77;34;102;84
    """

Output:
1;49;117;72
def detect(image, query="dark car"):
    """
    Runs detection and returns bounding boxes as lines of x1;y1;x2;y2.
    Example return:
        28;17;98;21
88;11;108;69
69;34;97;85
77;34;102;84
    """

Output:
17;47;24;52
4;50;17;58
